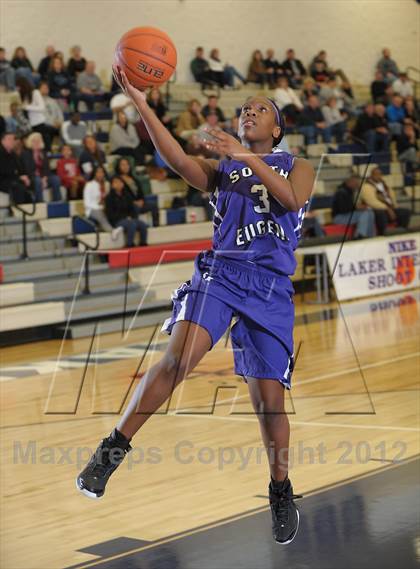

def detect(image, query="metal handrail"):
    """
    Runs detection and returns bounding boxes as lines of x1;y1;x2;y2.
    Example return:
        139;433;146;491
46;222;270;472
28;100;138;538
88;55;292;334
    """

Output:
71;215;100;295
10;191;36;260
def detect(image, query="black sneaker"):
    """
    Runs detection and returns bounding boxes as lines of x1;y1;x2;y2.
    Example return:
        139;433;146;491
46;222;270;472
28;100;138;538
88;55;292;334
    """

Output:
76;428;132;499
269;477;302;544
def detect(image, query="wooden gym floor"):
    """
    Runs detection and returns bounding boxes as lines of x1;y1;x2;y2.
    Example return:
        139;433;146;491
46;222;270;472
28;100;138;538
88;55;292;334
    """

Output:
1;288;419;569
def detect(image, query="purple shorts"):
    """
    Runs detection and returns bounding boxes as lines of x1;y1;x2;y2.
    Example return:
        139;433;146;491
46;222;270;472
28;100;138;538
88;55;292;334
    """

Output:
161;250;295;388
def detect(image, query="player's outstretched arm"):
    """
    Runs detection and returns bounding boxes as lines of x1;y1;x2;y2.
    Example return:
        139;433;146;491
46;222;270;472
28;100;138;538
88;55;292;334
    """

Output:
113;66;218;193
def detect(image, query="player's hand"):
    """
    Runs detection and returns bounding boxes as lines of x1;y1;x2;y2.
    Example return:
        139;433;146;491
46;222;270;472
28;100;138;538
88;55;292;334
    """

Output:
112;64;147;104
201;129;250;160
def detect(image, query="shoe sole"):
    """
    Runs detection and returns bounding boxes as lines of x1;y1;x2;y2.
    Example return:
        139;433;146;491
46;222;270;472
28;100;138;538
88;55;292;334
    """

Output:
275;509;299;545
75;477;103;500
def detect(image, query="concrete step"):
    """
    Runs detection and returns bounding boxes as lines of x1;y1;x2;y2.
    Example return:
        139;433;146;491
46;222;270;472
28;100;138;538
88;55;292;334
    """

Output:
2;254;102;281
56;308;171;339
63;288;158;320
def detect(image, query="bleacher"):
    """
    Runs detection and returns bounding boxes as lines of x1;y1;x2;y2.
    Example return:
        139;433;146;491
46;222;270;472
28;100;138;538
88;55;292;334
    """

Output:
1;82;419;344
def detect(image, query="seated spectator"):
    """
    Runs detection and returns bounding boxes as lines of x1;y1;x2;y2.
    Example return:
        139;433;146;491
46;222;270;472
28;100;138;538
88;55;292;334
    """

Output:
5;102;32;138
360;167;411;235
263;49;282;89
373;103;390;148
392;72;414;98
115;157;159;226
297;95;331;144
190;47;212;87
38;46;56;79
247;50;267;86
79;134;106;179
0;132;31;204
208;49;225;87
273;76;303;123
310;59;330;84
396;123;418;171
67;45;87;79
377;48;399;83
319;76;353;113
301;210;325;238
175;99;205;141
83;166;120;236
197;111;222;140
223;111;240;140
282;49;306;88
371;70;387;104
22;132;61;202
301;77;319;104
208;48;246;88
321;97;347;142
40;81;64;140
186;185;213;221
76;61;107;110
386;95;406;136
105;176;148;247
332;176;376;239
56;144;85;199
110;92;138;123
201;94;226;124
11;46;38;86
0;48;16;91
352;103;388;153
310;50;348;83
404;99;419;135
47;56;72;106
16;77;55;151
110;110;143;163
147;88;172;129
61;112;88;158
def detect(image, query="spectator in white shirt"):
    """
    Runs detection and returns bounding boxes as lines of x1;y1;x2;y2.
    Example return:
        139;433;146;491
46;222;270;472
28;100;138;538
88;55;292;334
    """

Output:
392;73;414;98
273;77;303;123
16;76;57;150
109;111;144;164
61;112;88;158
208;48;246;88
322;97;347;142
83;165;121;239
39;80;63;142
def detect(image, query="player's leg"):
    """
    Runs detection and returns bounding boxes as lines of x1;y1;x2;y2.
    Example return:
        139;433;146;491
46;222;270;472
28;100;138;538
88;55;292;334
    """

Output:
76;277;233;499
117;320;211;439
76;320;211;499
246;377;289;482
247;374;301;545
231;315;301;545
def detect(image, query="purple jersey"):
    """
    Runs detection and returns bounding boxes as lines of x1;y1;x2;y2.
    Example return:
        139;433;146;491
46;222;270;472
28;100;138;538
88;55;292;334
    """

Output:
210;149;308;276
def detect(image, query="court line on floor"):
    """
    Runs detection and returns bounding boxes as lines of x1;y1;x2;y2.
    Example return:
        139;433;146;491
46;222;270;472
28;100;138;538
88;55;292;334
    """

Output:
1;387;418;431
167;412;420;432
296;352;420;387
168;351;420;414
66;455;419;569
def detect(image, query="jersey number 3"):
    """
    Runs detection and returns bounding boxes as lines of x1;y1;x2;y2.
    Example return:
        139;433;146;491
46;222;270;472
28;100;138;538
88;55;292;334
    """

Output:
251;184;270;213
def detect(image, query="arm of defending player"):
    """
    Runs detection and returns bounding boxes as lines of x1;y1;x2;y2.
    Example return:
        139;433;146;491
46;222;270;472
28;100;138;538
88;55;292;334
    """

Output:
113;66;218;193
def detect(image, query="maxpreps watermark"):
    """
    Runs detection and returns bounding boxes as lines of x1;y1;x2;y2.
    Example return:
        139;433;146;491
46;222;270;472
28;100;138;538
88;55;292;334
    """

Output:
12;439;407;470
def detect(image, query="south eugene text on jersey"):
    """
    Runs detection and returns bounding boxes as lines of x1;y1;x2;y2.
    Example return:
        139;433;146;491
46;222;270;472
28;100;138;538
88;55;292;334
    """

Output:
209;150;308;277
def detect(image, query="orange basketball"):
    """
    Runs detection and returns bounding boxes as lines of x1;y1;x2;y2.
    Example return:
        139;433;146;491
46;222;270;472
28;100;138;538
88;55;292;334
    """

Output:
114;26;177;90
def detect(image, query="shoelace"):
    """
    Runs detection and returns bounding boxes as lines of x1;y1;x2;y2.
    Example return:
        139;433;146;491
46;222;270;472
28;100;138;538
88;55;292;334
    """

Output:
93;440;130;476
271;489;303;525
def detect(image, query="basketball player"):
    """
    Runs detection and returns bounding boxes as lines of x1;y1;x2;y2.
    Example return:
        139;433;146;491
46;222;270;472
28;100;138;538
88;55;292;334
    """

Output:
77;66;315;545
